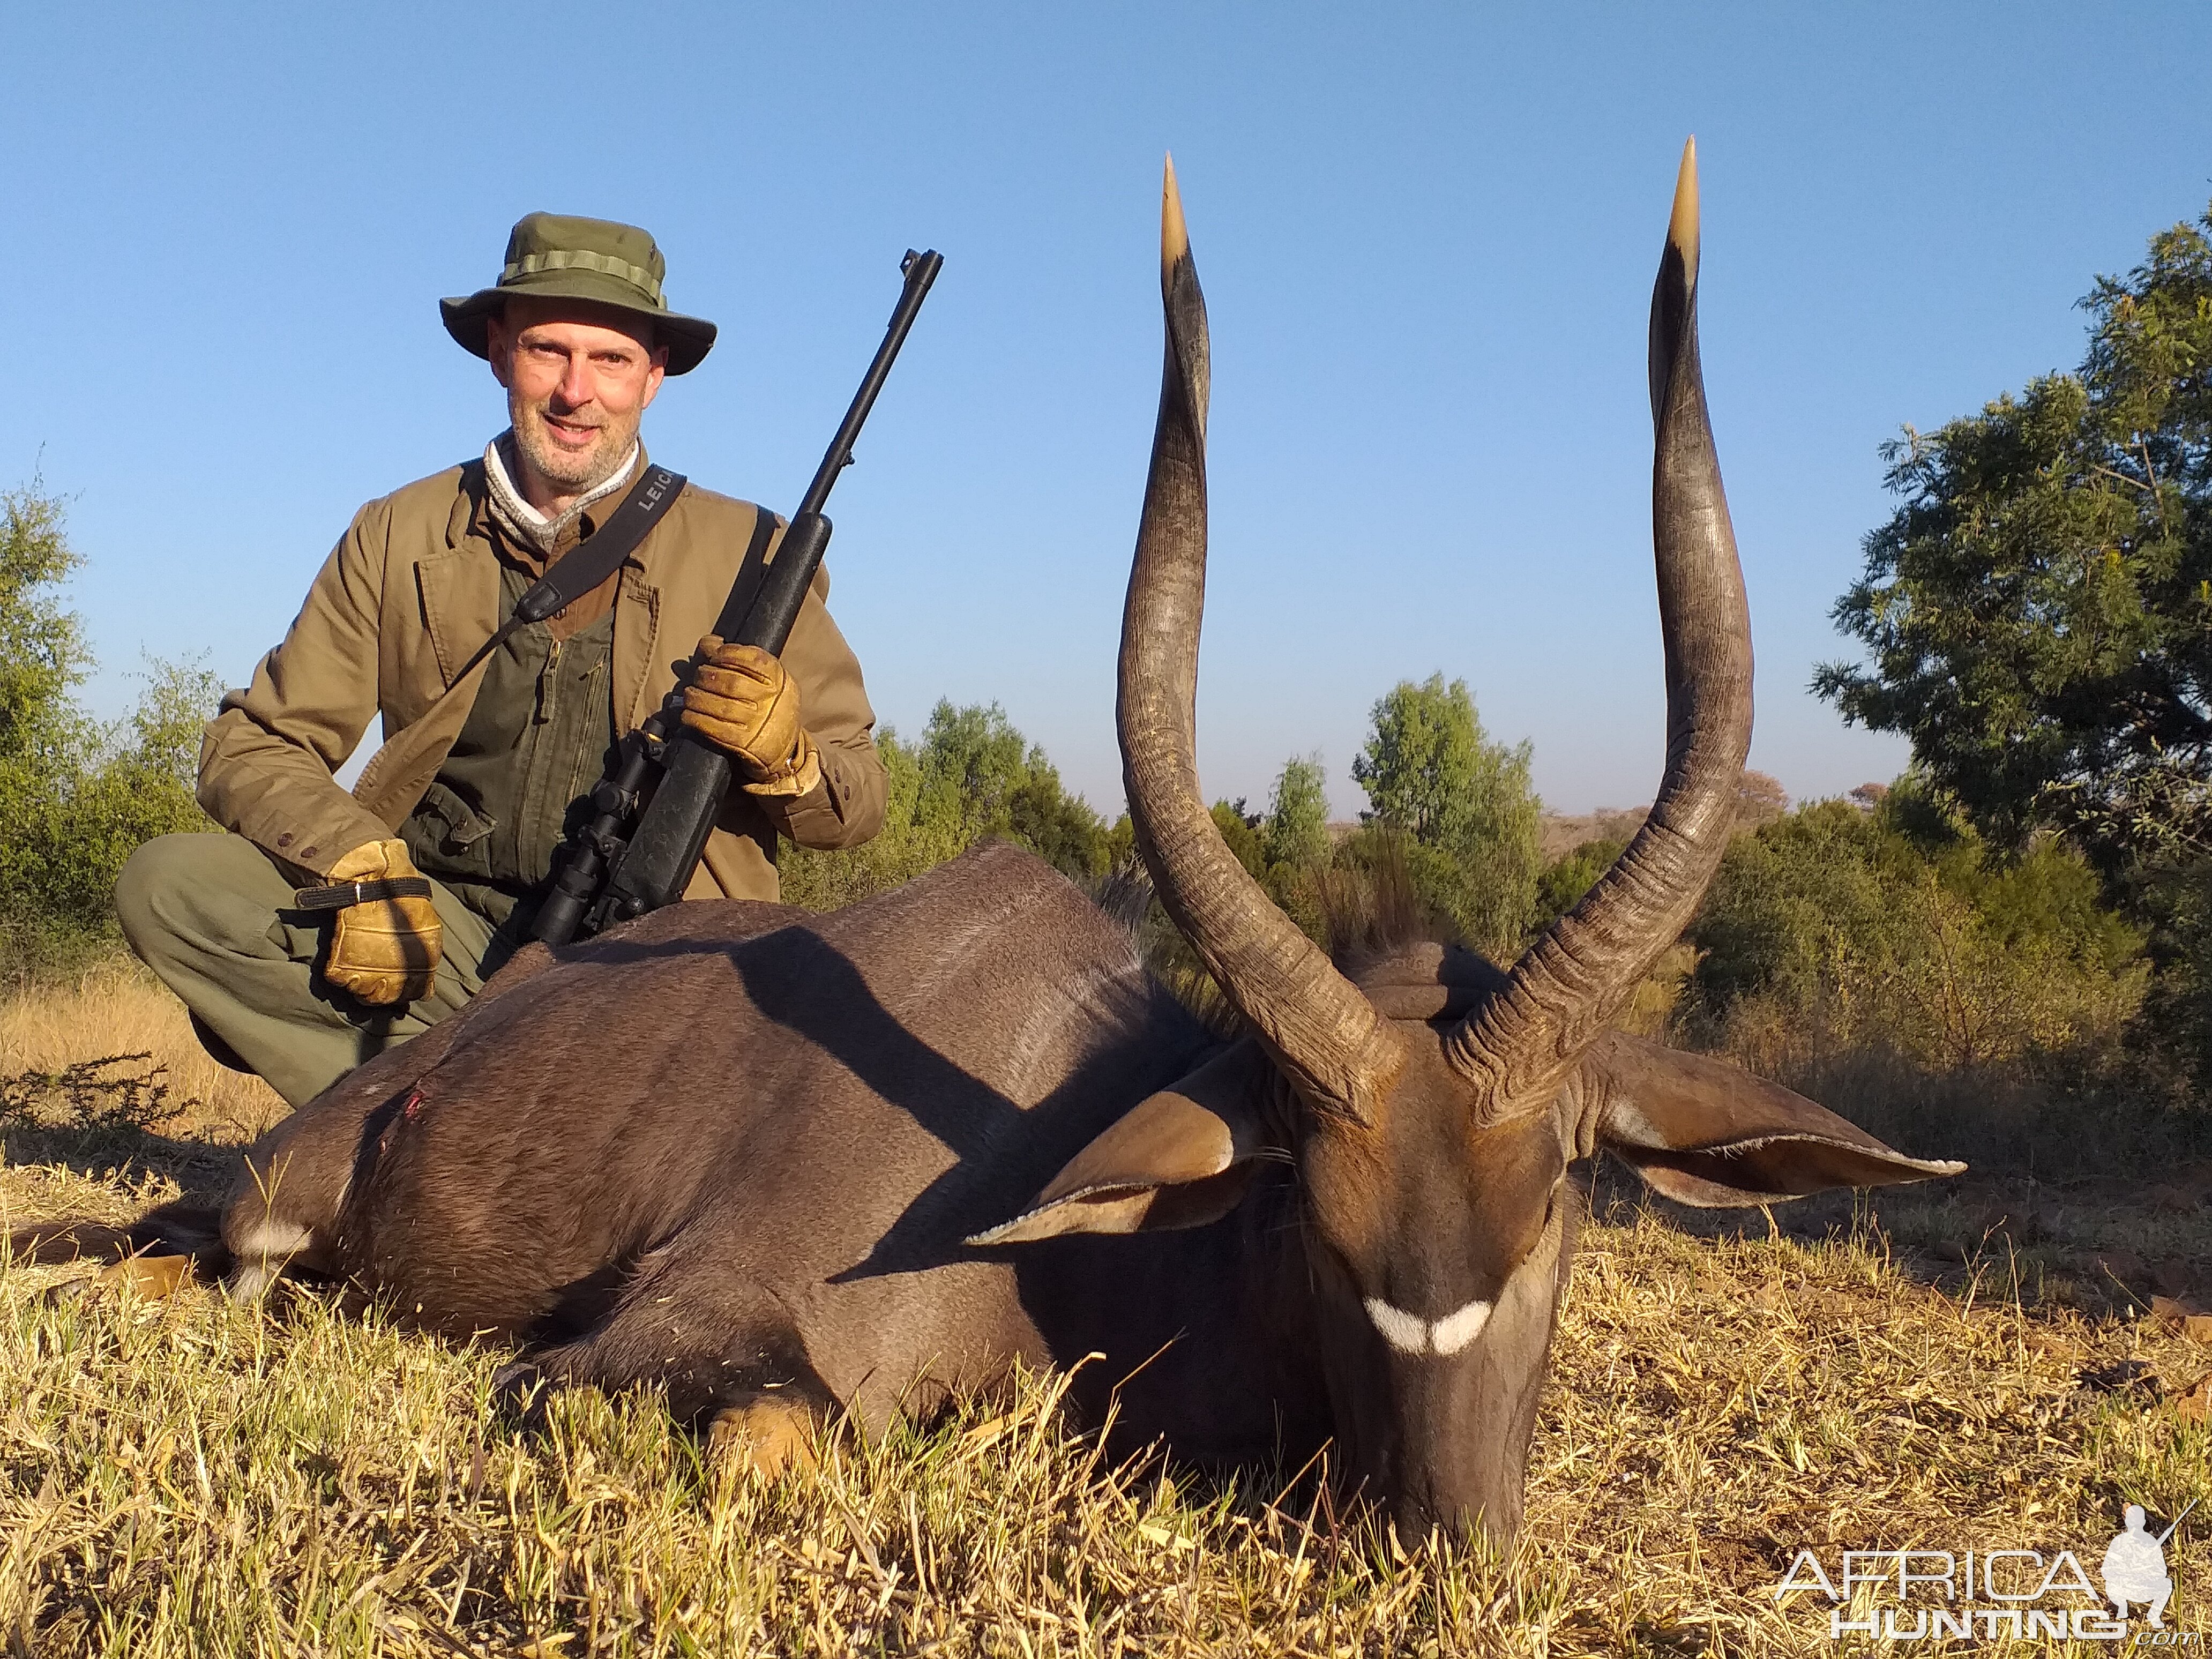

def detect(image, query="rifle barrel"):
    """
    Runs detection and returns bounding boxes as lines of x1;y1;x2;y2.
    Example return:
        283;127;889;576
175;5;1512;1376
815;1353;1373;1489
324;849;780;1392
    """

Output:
796;249;942;521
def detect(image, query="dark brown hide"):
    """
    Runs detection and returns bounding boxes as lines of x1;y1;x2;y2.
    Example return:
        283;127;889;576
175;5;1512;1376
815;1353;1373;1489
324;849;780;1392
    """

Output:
225;845;1316;1437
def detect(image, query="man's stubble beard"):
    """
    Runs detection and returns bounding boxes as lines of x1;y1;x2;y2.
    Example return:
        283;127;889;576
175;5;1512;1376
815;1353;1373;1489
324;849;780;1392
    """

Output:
508;391;640;497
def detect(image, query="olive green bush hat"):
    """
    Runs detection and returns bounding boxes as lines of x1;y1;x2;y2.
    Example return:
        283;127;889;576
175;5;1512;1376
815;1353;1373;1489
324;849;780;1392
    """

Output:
441;212;718;375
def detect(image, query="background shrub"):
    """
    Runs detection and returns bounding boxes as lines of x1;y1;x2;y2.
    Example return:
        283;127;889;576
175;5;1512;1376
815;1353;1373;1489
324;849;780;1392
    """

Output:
0;485;217;969
777;700;1118;910
1679;787;2148;1072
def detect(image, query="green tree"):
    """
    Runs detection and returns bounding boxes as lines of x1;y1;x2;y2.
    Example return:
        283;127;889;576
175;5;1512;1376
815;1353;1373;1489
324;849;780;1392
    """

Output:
1817;201;2212;860
1209;799;1264;878
908;701;1033;829
1814;201;2212;1085
8;659;221;933
1261;754;1331;872
1351;674;1541;955
912;701;1110;880
778;700;1112;908
0;482;218;959
0;482;88;759
1536;835;1628;928
1008;767;1111;881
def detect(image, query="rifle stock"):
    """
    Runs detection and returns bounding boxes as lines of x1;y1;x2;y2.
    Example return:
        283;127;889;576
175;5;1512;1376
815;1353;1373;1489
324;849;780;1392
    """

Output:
595;510;833;921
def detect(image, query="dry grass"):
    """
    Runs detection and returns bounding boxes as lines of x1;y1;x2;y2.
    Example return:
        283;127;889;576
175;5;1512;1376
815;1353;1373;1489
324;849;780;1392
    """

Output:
3;972;2210;1655
1;958;286;1140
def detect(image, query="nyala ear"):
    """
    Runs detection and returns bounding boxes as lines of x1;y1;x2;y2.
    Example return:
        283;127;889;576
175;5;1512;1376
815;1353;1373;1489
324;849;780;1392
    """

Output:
968;1038;1277;1245
1578;1032;1965;1208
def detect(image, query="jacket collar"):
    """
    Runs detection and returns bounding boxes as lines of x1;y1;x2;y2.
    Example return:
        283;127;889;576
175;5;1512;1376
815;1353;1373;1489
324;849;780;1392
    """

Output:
426;445;671;714
483;434;643;556
450;443;650;557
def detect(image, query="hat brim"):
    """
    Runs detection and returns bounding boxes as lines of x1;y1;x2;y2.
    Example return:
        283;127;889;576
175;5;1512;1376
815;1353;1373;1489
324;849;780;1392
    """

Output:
440;287;717;376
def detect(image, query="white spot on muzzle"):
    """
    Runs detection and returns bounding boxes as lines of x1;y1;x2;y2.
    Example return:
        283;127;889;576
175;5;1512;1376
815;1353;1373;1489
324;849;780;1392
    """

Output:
1363;1295;1494;1357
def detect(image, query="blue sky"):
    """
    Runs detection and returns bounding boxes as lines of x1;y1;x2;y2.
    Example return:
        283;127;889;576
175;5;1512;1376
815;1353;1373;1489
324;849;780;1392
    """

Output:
6;4;2210;819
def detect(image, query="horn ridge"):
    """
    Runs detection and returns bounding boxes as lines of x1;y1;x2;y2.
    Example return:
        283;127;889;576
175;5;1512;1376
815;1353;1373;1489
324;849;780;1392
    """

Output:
1120;160;1401;1122
1446;139;1752;1118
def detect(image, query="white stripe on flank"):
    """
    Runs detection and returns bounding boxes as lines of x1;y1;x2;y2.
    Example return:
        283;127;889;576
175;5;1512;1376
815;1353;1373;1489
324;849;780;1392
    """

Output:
1364;1295;1496;1357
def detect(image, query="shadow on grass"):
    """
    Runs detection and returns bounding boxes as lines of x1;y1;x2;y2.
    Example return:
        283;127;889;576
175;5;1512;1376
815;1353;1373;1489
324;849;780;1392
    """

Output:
1;1053;247;1206
1582;1034;2212;1323
1585;1149;2212;1324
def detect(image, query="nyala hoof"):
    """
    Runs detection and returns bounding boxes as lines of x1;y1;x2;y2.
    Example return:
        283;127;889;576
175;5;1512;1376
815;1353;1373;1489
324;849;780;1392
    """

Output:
708;1396;820;1481
102;1253;196;1299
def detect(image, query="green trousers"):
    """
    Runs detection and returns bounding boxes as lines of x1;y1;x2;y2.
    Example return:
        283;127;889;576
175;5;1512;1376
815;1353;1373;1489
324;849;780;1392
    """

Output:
115;832;518;1109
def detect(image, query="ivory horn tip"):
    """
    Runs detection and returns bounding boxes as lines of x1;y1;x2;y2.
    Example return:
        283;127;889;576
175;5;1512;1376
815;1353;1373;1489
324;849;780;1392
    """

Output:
1668;137;1700;274
1162;153;1190;274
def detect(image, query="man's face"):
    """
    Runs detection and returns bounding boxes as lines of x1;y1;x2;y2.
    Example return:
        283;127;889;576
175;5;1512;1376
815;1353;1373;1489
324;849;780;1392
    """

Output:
485;296;668;499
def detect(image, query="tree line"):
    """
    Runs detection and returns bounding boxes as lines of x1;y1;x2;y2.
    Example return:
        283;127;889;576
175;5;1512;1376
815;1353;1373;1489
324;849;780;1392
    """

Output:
0;474;2174;1110
776;670;1549;963
0;480;1555;969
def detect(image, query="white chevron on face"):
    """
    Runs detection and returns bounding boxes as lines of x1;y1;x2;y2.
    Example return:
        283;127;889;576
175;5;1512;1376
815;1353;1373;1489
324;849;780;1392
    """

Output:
1363;1295;1495;1357
1364;1297;1430;1355
1430;1297;1494;1355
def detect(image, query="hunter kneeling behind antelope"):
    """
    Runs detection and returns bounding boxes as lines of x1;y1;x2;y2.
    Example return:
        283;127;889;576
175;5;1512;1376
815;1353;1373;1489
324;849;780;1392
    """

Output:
17;145;1961;1546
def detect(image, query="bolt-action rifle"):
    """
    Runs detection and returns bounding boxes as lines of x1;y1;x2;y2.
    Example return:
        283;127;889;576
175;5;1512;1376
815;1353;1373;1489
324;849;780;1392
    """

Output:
532;248;942;946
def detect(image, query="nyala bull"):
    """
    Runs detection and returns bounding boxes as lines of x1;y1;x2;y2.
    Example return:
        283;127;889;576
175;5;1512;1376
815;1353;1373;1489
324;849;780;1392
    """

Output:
20;146;1959;1543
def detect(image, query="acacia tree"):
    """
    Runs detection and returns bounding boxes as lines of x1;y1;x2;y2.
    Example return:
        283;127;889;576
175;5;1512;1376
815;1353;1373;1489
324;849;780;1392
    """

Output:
1816;201;2212;861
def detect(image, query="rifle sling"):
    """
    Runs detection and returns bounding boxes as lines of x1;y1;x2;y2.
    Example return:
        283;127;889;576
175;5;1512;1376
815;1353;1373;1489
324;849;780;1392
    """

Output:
708;504;786;644
449;464;689;686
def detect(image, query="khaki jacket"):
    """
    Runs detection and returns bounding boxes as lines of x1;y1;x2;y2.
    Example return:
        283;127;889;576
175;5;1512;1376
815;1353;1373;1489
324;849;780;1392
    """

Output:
199;453;886;902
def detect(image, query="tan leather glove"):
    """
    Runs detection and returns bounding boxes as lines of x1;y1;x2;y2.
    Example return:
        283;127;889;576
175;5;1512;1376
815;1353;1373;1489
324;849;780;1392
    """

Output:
320;839;443;1005
679;637;823;798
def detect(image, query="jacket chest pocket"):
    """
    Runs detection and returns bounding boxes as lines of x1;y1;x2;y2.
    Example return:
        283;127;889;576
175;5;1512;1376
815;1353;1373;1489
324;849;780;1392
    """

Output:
401;780;498;883
391;543;499;727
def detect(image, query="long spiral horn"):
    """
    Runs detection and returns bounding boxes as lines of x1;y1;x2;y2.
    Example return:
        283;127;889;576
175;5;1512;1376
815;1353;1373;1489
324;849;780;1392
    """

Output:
1119;157;1404;1122
1446;139;1754;1119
